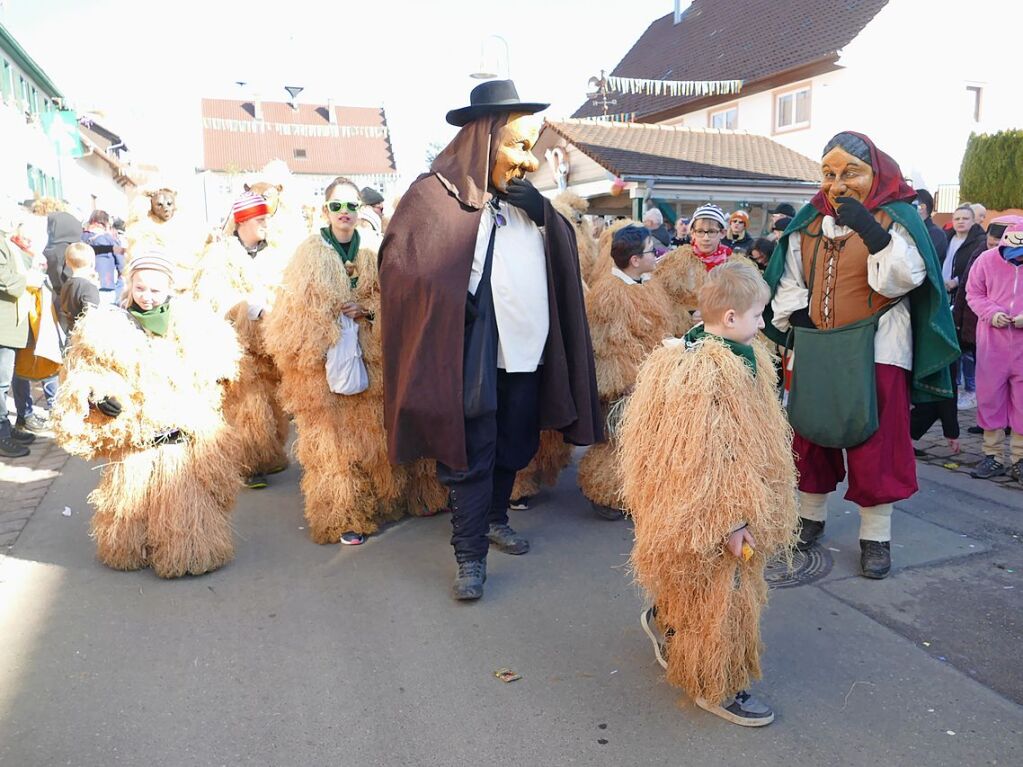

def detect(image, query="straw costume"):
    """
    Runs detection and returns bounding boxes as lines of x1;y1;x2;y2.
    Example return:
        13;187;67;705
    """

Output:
52;255;243;578
124;186;198;286
264;227;446;544
621;328;797;707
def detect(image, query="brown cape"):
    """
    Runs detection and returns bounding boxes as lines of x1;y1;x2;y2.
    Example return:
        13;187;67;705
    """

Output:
379;173;602;470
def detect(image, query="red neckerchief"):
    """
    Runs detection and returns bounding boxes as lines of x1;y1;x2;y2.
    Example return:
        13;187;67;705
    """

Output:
695;243;732;271
11;234;33;255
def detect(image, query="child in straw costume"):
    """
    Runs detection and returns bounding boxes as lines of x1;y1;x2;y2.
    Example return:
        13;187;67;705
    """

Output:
622;260;797;727
52;251;243;578
263;177;447;546
578;225;674;519
191;191;292;489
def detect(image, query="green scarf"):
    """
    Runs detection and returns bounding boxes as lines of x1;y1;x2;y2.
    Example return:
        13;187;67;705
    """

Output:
762;201;959;403
684;323;757;376
129;301;171;337
321;226;360;288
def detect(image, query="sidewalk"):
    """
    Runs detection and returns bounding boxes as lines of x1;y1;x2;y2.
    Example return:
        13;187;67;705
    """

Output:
0;430;69;550
914;401;1021;490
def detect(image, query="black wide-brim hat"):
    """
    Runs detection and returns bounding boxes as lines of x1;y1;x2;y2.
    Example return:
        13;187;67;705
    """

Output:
446;79;549;127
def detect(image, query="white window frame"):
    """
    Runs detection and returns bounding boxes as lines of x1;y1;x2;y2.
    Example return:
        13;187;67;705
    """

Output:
708;103;738;130
773;83;812;134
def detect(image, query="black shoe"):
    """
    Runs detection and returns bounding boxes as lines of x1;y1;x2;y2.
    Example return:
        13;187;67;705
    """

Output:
244;473;268;489
508;497;530;511
967;425;983;435
10;428;36;444
592;502;625;520
860;540;891;579
913;448;926;457
16;413;49;433
696;690;775;727
487;523;530;555
796;517;825;551
970;455;1005;479
1008;459;1023;486
0;436;31;458
453;559;487;601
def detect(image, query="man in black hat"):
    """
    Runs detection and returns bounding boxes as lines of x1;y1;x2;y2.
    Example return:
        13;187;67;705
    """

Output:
379;80;601;601
769;203;796;229
359;186;386;234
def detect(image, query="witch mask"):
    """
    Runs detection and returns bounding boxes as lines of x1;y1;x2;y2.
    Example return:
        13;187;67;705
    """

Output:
490;113;542;193
148;189;178;222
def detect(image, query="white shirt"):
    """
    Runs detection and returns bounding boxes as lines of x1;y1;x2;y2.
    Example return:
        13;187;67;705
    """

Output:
771;216;927;370
469;202;549;372
611;266;649;285
943;235;965;283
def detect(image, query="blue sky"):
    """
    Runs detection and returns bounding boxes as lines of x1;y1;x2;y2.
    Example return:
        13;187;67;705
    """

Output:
2;0;673;186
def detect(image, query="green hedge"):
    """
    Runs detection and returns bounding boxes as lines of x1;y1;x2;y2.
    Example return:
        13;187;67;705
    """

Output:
959;130;1023;210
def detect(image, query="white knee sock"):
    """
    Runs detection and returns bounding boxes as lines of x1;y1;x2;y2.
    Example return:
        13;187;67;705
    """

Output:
798;491;829;522
859;503;893;542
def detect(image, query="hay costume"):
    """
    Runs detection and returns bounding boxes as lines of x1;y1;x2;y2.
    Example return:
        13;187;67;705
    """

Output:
621;326;797;709
264;225;446;544
578;265;674;514
124;186;199;289
965;222;1023;482
191;192;291;484
379;80;601;598
53;261;243;578
764;132;958;577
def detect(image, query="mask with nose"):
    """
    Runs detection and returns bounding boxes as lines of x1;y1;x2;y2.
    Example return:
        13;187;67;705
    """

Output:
490;113;542;193
148;189;178;223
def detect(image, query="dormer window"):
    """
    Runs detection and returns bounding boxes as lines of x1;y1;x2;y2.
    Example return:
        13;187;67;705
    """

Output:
293;148;307;159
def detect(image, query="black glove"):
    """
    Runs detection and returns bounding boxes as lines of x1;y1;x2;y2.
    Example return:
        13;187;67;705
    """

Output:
788;307;816;329
94;396;122;418
505;178;545;227
835;196;891;254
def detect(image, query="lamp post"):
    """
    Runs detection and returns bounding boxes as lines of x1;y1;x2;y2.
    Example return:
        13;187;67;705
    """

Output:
470;35;510;80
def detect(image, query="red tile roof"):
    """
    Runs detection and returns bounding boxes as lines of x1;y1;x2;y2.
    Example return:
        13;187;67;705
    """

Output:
573;0;889;120
545;119;821;183
201;98;396;176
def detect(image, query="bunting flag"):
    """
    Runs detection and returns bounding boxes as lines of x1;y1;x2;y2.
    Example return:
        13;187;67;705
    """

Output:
201;117;389;139
606;76;743;98
583;112;636;124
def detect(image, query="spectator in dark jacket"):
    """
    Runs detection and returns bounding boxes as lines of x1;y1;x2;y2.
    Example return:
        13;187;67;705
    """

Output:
81;210;124;304
642;208;672;249
943;205;985;300
914;189;948;266
42;212;82;295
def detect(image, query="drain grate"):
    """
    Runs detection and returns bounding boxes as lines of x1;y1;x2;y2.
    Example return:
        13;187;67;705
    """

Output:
766;546;833;589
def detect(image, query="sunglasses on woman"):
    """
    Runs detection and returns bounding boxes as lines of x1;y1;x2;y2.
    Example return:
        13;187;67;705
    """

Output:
327;201;360;213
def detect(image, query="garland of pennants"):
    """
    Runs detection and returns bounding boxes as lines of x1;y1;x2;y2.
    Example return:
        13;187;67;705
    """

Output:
606;76;743;98
202;117;389;139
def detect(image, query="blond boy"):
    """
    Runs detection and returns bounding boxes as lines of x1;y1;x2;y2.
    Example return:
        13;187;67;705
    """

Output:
59;242;100;334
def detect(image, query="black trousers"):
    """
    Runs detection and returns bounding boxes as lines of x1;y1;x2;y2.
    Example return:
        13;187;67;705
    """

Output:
437;369;541;562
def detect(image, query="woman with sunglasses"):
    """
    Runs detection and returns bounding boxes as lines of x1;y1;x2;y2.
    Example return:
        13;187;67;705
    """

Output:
264;177;448;547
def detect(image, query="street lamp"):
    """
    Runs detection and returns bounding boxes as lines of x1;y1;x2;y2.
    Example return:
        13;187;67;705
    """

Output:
470;35;510;80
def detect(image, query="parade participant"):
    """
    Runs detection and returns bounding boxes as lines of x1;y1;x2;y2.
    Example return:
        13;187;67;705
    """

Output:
379;80;601;600
124;185;199;290
623;261;797;727
966;222;1023;484
52;251;243;578
578;225;674;520
765;131;958;579
265;177;447;547
192;191;290;490
723;210;754;255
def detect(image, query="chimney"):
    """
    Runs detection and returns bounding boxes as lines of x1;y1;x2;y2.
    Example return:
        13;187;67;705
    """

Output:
674;0;687;24
253;93;262;121
285;85;304;112
327;98;337;125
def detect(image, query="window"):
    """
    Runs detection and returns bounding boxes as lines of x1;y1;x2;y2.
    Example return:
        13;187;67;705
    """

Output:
1;59;11;102
293;148;307;159
775;85;811;132
966;85;982;122
709;105;737;130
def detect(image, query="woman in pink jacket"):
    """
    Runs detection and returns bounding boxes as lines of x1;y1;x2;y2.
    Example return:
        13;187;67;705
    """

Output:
966;221;1023;484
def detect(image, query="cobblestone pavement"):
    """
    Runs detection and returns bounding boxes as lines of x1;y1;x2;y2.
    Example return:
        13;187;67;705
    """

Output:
0;429;70;552
914;402;1021;490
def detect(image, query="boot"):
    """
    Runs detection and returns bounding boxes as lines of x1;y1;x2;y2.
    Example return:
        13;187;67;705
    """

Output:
796;517;825;551
0;435;30;458
860;540;891;579
487;523;530;555
453;559;487;601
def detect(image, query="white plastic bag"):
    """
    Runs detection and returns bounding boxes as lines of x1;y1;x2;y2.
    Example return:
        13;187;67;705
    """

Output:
325;315;368;395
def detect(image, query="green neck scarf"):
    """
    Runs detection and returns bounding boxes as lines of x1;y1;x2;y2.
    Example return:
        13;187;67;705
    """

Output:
684;323;757;376
129;301;172;337
321;227;360;288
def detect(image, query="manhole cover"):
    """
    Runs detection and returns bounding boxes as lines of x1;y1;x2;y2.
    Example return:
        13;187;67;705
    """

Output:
766;545;833;589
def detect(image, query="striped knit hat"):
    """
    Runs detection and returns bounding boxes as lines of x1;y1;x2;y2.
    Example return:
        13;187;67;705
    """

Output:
232;191;270;224
692;203;727;229
127;249;175;279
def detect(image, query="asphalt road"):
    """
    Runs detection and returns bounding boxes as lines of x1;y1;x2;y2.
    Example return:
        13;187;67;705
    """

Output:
1;451;1020;767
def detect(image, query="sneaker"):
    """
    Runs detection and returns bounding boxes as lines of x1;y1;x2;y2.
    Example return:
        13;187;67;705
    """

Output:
508;497;530;511
695;690;775;727
640;607;668;669
340;531;366;545
16;413;49;433
0;436;31;458
971;455;1005;479
244;473;268;489
956;391;977;410
10;428;36;444
453;558;487;600
796;517;825;551
1008;459;1023;486
592;502;625;520
487;523;530;555
860;540;891;579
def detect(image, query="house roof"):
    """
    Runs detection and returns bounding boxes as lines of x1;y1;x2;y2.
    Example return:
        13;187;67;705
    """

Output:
201;98;397;176
573;0;889;121
544;119;821;184
0;22;63;99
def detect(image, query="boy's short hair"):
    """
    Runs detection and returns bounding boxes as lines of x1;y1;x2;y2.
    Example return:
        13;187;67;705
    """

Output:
610;225;650;270
87;210;110;227
698;260;770;323
64;242;95;270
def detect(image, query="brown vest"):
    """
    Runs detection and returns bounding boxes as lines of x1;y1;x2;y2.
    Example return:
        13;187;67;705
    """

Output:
800;212;895;329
